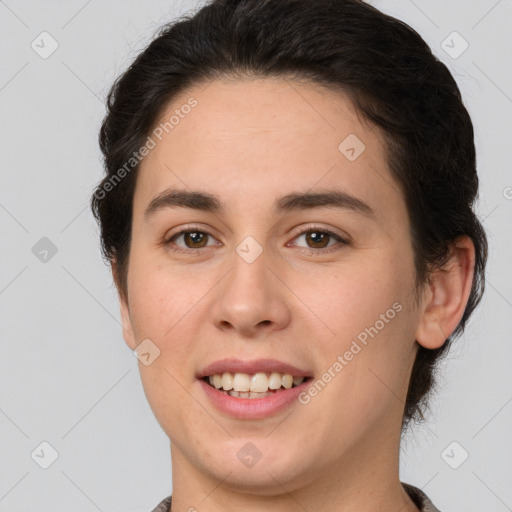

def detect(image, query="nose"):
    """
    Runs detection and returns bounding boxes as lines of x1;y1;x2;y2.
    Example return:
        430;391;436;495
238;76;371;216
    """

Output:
210;245;291;338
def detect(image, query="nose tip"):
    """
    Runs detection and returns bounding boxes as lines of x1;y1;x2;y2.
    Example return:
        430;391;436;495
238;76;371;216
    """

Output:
210;251;291;337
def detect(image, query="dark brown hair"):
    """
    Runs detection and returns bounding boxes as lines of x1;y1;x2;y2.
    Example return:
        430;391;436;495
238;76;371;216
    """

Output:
91;0;488;432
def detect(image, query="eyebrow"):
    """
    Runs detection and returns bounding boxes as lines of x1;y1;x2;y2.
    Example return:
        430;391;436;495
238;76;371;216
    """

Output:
143;187;375;221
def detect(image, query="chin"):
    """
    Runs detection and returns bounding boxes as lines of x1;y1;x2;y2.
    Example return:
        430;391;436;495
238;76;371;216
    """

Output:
197;439;314;494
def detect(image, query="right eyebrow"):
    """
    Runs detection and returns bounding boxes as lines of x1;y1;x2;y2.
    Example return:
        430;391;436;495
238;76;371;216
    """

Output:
144;189;221;221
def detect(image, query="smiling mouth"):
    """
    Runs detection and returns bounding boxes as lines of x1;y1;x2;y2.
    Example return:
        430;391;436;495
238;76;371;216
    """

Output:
202;371;310;399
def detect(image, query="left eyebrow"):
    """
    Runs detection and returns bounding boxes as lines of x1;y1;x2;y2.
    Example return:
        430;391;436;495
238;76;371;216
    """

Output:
143;187;376;221
275;189;375;217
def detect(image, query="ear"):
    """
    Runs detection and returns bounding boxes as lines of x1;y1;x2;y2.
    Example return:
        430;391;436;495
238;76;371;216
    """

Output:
415;236;476;349
111;258;137;351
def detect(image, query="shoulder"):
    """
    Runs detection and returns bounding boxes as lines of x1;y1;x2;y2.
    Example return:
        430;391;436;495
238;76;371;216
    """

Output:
149;495;172;512
153;488;441;512
402;482;442;512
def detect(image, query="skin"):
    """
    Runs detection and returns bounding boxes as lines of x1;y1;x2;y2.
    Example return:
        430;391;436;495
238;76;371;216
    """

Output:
115;77;475;512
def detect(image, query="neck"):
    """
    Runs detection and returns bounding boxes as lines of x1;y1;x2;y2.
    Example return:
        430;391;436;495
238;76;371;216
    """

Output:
167;417;420;512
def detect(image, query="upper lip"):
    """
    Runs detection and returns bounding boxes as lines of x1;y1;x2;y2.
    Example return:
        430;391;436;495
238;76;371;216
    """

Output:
197;358;312;378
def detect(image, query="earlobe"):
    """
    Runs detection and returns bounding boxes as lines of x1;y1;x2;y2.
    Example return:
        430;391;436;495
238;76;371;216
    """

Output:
415;236;476;350
111;258;137;351
119;295;137;351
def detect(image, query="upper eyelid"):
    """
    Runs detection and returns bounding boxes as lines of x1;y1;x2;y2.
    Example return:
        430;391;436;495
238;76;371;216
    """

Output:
167;223;345;238
166;224;349;247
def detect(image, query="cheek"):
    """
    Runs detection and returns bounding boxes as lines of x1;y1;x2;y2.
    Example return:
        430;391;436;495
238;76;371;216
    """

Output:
293;250;416;409
137;358;197;441
297;256;410;342
126;254;199;344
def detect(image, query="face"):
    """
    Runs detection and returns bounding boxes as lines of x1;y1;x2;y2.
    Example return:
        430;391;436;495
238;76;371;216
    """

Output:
119;77;424;493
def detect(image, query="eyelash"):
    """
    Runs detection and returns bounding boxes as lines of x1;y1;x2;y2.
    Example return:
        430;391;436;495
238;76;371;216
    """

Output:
163;224;350;256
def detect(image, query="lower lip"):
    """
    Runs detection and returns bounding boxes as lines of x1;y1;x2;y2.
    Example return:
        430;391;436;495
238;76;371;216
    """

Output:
198;378;310;419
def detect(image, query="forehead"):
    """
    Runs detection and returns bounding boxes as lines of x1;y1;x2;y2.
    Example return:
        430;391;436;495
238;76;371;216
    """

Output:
134;77;405;224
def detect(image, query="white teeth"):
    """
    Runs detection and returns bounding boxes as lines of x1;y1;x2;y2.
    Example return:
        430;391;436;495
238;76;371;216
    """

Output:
227;390;275;399
268;372;283;390
282;374;293;389
249;391;268;398
250;372;269;392
221;372;234;390
233;373;251;392
206;371;305;393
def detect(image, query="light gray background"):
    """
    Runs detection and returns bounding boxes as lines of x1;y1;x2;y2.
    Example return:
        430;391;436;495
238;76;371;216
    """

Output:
1;1;511;511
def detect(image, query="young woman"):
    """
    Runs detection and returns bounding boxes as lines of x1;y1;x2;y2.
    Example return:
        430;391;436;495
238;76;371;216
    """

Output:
91;1;487;510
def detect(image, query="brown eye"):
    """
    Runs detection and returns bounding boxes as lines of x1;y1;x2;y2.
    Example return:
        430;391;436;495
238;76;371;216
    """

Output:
164;226;349;255
165;229;217;252
290;227;350;255
182;231;208;248
304;231;332;249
